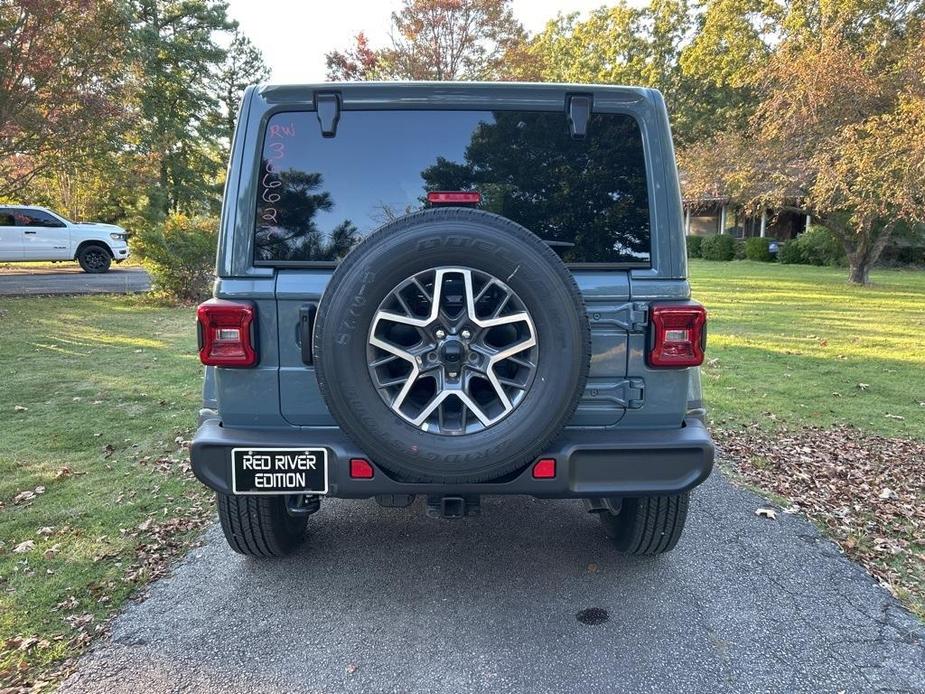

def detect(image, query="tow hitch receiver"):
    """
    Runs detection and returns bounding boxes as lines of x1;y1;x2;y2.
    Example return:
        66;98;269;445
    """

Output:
426;495;480;519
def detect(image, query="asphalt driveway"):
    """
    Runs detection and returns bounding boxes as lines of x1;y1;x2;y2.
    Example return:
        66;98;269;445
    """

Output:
60;471;924;694
0;266;150;295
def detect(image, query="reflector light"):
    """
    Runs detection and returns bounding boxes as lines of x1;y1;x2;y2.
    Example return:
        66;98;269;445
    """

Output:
427;191;481;204
648;304;707;368
349;458;374;479
196;299;257;367
532;458;556;479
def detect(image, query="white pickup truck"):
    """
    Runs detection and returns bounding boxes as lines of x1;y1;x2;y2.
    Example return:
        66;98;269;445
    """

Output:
0;205;130;273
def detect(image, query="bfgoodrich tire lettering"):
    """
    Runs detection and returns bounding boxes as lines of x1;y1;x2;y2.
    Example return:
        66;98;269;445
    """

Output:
313;208;591;484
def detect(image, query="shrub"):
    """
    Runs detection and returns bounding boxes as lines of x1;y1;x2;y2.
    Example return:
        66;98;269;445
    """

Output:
686;235;703;258
733;238;747;260
777;226;846;267
132;214;217;303
777;239;803;264
798;225;846;266
745;237;774;262
700;234;735;261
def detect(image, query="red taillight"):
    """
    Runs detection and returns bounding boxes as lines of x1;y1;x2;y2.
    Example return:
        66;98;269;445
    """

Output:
427;191;481;205
532;458;556;479
349;458;374;479
648;304;707;368
197;299;257;367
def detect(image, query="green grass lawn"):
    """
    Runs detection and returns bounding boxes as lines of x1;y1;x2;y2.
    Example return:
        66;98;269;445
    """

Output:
1;262;923;685
0;296;206;685
689;260;925;438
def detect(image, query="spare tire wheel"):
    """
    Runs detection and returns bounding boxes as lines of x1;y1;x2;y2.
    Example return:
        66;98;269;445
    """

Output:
313;208;591;483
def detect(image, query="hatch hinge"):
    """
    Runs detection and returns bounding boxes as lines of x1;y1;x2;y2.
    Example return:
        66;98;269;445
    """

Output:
584;378;645;409
566;93;593;139
587;302;648;332
315;91;341;138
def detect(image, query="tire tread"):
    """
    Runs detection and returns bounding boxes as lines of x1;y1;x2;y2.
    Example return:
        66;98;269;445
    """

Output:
217;493;307;557
599;492;690;555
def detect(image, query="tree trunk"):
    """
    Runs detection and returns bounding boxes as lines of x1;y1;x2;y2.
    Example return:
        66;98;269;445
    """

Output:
848;260;870;285
843;221;894;285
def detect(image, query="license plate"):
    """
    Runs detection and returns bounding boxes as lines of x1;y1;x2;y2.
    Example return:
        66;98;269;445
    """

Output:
231;447;328;495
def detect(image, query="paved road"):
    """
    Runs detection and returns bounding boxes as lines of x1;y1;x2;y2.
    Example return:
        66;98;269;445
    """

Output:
60;471;924;694
0;266;150;295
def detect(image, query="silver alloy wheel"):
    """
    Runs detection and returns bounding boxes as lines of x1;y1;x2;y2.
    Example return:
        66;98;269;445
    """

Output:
366;266;538;435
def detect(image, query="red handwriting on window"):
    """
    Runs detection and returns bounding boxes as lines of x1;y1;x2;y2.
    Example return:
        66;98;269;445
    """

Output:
260;122;295;226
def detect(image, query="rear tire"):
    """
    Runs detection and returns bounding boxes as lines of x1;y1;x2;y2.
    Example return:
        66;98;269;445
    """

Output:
77;244;112;273
217;493;308;557
598;493;690;555
313;208;591;484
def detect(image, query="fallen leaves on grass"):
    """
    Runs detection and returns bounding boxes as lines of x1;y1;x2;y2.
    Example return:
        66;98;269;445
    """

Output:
718;425;925;615
11;486;45;506
1;450;212;693
13;541;34;554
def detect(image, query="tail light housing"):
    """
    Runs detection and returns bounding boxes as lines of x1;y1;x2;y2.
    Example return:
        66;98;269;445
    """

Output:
197;299;257;367
647;304;707;368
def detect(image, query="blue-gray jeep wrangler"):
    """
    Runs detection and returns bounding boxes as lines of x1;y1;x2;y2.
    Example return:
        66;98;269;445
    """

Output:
191;82;713;557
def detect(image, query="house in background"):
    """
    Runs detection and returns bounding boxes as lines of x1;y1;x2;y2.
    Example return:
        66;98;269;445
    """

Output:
683;196;811;240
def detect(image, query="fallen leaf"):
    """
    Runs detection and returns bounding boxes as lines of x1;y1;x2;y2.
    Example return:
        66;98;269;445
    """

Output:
43;545;60;560
14;404;28;412
37;526;54;536
55;466;74;479
878;488;896;500
137;518;153;532
13;490;35;504
857;383;869;391
13;540;35;553
755;507;777;520
884;414;905;420
345;663;359;674
587;562;599;573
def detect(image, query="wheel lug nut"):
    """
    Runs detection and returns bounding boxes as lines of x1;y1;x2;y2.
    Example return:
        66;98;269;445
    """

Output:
468;353;479;363
461;329;471;339
427;352;438;362
435;329;446;339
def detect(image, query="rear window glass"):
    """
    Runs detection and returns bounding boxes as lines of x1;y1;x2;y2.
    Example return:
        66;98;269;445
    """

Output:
254;110;650;265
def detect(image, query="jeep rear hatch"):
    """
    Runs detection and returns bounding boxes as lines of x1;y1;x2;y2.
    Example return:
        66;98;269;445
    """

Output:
258;104;653;428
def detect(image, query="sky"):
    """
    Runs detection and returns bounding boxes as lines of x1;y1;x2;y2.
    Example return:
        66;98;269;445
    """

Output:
225;0;610;83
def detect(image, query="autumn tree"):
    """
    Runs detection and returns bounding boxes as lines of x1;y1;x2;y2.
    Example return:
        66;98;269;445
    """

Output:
325;0;526;81
0;0;129;199
325;32;384;80
681;4;925;284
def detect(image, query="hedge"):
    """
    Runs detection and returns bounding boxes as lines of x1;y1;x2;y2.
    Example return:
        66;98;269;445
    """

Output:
686;235;703;258
700;234;736;261
778;226;846;267
745;237;774;261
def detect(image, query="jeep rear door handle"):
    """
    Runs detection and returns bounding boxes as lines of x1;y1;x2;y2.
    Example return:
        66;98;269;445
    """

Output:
23;230;37;234
299;303;317;365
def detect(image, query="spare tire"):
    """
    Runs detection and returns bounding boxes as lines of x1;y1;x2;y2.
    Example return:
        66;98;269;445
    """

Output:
313;208;590;483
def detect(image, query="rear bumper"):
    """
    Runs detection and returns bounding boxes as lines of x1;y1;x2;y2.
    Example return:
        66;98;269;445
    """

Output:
191;418;714;499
